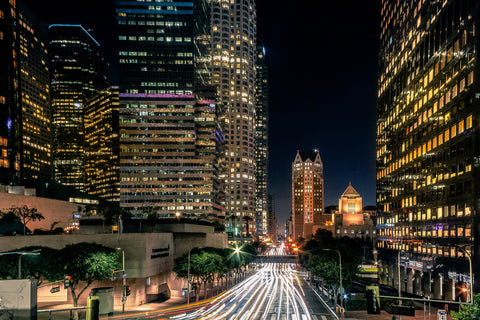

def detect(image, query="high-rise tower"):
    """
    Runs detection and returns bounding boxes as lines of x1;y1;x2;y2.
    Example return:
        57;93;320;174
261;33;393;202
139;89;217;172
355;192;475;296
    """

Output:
0;1;50;185
377;0;479;300
292;150;324;240
49;24;108;191
211;0;257;236
255;41;268;238
116;0;224;218
85;86;120;202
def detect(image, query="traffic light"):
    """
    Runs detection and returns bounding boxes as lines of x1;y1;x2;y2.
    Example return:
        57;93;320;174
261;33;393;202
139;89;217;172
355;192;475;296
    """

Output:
125;286;131;296
111;270;116;281
64;275;71;289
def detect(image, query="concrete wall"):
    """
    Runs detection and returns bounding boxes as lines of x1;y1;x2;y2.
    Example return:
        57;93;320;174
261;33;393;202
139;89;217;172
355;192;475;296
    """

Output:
1;231;228;306
0;193;74;232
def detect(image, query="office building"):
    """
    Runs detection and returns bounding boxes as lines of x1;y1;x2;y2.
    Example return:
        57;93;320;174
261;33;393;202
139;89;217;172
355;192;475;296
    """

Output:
116;0;224;218
49;24;108;191
0;0;50;185
255;41;269;239
377;0;478;300
292;149;324;240
85;86;120;202
267;194;277;241
210;0;257;236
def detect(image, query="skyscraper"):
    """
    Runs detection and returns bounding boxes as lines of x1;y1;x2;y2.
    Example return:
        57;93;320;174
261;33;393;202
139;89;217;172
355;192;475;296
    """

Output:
210;0;257;236
0;0;50;185
85;86;120;202
116;0;224;218
255;41;268;238
49;24;108;191
292;150;324;240
377;0;478;300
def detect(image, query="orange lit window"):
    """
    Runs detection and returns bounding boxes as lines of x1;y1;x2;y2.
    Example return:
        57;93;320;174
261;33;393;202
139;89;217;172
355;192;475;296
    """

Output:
466;115;473;129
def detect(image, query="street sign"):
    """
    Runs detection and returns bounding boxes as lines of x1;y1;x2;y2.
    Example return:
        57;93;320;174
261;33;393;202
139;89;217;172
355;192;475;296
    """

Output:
437;310;447;320
50;286;60;293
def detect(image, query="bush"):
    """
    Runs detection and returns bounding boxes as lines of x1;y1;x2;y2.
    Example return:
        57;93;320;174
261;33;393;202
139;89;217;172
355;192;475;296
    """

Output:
345;299;367;311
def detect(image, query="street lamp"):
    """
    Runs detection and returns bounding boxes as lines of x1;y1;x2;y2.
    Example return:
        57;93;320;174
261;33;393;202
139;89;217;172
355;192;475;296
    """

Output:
323;249;343;313
0;250;41;279
456;246;473;305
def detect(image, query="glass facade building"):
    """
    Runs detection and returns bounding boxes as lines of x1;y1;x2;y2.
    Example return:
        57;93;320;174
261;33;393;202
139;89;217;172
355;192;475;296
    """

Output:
211;0;257;236
116;0;224;218
255;41;268;238
377;0;479;300
0;0;50;185
85;86;120;202
49;24;108;191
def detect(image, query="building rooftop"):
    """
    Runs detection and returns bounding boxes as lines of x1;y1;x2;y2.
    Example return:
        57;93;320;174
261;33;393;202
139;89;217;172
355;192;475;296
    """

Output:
298;150;319;162
341;182;360;198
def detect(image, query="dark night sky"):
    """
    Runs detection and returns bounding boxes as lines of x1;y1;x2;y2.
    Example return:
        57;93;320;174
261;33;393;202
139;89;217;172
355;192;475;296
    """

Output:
24;0;381;226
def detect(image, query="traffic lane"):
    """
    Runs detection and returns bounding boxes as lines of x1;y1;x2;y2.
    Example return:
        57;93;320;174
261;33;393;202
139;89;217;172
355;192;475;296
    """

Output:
302;281;337;320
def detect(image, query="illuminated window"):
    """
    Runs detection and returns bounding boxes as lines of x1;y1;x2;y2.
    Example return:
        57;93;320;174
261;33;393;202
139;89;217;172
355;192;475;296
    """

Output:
466;115;473;129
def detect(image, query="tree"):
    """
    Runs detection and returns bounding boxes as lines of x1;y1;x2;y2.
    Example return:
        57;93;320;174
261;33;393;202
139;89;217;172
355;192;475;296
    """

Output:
1;205;44;235
60;242;120;318
0;246;63;284
452;294;480;320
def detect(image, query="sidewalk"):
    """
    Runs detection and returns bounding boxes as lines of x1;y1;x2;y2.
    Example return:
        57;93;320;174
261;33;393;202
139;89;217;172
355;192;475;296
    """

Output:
308;282;453;320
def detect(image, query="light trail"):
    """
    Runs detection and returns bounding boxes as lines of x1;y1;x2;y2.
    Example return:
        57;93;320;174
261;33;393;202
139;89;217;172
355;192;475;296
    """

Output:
170;247;312;320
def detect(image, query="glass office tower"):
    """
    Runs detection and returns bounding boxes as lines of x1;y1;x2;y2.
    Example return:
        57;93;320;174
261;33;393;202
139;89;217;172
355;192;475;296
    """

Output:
49;24;108;191
116;0;224;218
0;1;50;185
377;0;479;300
255;42;269;238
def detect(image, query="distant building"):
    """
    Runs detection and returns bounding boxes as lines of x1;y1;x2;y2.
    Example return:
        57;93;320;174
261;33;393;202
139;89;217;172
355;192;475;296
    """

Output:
331;183;375;240
0;0;51;185
49;24;108;191
267;194;277;241
291;150;324;240
255;41;269;239
84;86;120;202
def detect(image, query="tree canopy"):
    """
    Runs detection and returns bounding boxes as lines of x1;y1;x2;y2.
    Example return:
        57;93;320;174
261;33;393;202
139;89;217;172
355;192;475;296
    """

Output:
452;294;480;320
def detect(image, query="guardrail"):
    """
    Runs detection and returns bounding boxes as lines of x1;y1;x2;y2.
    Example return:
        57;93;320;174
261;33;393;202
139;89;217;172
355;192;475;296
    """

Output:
38;306;86;319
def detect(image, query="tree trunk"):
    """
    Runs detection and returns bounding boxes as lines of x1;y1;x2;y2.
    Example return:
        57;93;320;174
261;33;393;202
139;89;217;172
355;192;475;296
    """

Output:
71;287;79;320
203;281;207;300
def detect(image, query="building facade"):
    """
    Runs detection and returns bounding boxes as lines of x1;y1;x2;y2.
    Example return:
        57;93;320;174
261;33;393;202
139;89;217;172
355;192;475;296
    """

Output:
377;0;478;301
116;0;224;218
85;86;120;202
332;184;375;240
267;194;277;241
210;0;257;235
255;41;269;238
49;24;108;192
291;150;324;240
0;0;50;185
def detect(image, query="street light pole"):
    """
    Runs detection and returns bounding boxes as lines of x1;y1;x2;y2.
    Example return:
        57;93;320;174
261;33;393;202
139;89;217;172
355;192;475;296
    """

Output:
323;249;343;313
0;250;41;279
456;246;473;305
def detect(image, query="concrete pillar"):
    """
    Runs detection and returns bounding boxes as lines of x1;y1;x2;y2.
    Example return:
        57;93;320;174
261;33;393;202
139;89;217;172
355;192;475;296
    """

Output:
413;271;423;296
406;268;414;293
432;274;443;300
444;278;455;301
422;271;432;297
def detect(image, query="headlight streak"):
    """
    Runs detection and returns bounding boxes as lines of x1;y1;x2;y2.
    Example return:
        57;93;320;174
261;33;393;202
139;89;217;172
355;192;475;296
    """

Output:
170;259;312;319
